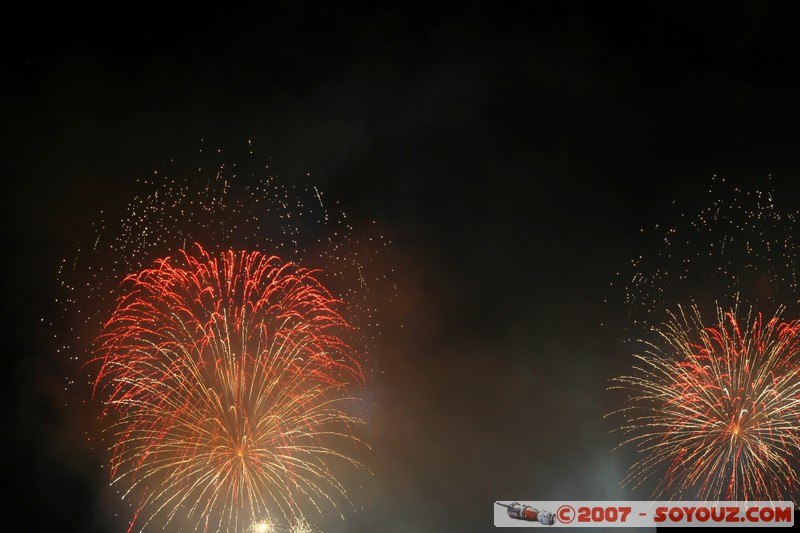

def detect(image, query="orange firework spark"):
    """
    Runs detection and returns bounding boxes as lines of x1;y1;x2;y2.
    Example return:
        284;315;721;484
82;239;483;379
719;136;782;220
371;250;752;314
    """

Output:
91;244;366;532
609;304;800;502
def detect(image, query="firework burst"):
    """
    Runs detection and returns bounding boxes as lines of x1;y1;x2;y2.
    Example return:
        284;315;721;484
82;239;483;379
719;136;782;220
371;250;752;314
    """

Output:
91;244;366;532
609;304;800;502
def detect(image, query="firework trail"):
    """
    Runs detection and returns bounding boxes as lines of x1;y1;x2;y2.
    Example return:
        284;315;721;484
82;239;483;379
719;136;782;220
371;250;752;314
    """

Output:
91;244;366;532
620;178;800;327
609;304;800;502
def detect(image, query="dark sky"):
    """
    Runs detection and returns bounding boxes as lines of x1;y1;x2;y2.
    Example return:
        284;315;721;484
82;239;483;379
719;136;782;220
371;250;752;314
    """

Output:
3;3;800;532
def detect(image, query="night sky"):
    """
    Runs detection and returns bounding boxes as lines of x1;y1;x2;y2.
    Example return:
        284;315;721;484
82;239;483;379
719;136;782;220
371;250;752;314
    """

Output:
4;3;800;532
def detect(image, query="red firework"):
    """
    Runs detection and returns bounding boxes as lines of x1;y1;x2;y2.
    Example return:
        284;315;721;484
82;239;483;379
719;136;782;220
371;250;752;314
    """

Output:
611;305;800;501
91;244;365;532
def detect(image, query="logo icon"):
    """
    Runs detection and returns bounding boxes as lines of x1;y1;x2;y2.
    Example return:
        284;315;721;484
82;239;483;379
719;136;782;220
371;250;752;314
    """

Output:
496;502;556;526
